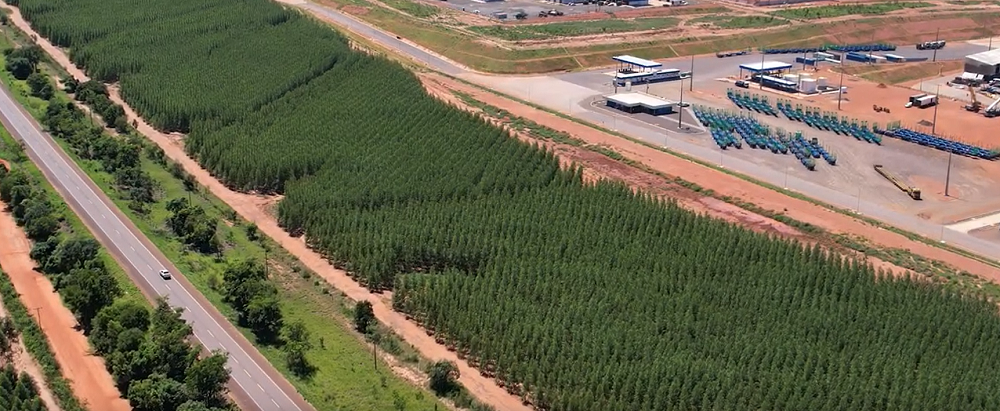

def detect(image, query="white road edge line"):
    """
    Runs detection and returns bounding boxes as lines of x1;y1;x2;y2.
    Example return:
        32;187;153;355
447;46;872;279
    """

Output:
0;87;290;411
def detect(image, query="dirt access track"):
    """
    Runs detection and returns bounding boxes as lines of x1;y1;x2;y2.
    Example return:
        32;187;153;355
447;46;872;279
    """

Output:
0;203;132;411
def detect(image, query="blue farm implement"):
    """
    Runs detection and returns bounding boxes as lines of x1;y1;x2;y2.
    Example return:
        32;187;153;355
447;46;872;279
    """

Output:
775;100;881;144
874;122;1000;160
692;105;832;171
827;43;896;52
726;89;778;116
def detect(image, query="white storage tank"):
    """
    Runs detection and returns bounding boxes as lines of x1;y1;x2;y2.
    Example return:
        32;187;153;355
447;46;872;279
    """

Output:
800;78;818;94
817;77;828;88
783;74;799;83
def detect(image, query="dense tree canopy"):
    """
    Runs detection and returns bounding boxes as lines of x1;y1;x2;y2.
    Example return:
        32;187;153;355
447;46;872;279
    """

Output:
0;364;45;411
13;0;1000;409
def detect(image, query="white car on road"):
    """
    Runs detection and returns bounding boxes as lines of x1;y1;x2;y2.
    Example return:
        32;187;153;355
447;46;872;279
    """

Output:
158;269;172;280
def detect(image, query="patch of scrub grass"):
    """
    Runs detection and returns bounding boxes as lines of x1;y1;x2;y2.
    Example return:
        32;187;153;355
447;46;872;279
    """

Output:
380;0;439;18
689;14;788;29
468;17;679;41
771;2;933;20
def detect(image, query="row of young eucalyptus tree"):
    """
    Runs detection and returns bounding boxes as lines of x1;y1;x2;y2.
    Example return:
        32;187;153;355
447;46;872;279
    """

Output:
10;0;1000;409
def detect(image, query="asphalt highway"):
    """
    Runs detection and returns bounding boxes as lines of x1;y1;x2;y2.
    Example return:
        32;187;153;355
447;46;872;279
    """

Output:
0;82;310;411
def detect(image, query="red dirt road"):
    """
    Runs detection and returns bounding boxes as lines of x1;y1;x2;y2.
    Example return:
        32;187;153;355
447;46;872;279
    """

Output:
0;205;132;411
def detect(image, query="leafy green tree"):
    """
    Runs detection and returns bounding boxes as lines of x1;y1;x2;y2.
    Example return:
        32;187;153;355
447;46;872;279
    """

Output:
282;321;312;377
428;360;459;395
42;237;100;275
23;213;58;242
26;72;53;100
0;317;17;362
221;259;284;342
246;294;283;343
354;300;375;334
244;223;259;241
127;373;188;411
176;400;226;411
4;57;32;80
184;351;229;406
62;76;79;93
60;267;121;331
0;168;29;202
28;237;60;271
165;198;219;253
6;45;42;68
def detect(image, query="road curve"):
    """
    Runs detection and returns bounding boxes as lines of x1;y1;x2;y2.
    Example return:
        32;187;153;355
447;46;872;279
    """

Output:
0;82;312;411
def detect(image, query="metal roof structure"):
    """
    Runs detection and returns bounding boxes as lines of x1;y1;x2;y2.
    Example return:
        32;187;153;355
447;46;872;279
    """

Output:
966;49;1000;66
759;75;796;86
612;55;662;68
605;92;674;109
739;61;794;73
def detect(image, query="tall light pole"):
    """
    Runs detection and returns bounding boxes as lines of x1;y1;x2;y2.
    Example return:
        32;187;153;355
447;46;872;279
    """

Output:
689;55;694;92
932;27;940;62
837;57;845;110
944;151;953;197
677;77;685;128
931;84;940;134
759;51;766;90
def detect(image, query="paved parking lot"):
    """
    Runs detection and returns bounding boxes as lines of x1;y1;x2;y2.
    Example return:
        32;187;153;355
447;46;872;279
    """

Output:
438;0;595;20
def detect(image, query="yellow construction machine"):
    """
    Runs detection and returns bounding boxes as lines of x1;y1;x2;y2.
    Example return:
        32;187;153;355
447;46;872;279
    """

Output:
965;87;982;112
874;165;921;200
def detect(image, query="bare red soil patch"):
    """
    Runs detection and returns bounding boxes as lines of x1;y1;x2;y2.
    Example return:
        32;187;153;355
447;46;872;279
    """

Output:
0;204;131;411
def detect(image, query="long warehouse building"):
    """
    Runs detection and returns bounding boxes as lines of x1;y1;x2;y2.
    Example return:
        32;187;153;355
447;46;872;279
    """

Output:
964;49;1000;78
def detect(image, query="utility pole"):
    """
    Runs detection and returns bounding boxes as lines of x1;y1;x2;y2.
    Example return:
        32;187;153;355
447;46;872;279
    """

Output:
932;27;940;62
931;84;940;135
837;58;845;110
689;55;694;92
759;51;766;90
944;151;953;197
678;78;685;129
34;308;41;328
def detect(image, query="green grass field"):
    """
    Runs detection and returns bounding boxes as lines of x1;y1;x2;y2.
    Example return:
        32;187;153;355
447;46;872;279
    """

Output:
381;0;439;18
771;2;933;20
689;14;789;29
468;17;680;41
